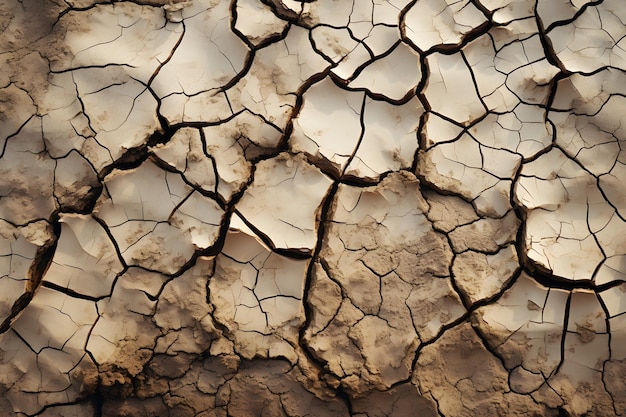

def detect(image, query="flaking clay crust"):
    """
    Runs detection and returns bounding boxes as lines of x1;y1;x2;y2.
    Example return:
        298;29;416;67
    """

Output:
0;0;624;416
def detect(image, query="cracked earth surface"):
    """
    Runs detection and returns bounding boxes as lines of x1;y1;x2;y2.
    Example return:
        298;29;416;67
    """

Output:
0;0;625;415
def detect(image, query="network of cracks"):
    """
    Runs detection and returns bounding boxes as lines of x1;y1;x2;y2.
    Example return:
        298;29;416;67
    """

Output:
0;0;625;415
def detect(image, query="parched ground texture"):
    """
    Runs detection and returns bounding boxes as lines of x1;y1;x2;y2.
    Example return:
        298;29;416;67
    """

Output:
0;0;625;415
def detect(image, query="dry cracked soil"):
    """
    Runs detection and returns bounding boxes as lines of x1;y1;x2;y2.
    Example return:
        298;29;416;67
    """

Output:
0;0;625;416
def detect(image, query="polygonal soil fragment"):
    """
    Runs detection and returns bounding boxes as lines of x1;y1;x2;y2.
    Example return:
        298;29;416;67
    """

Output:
209;220;308;361
71;66;162;171
452;244;520;305
236;152;332;252
305;172;464;396
60;2;182;79
418;133;519;217
414;322;556;417
0;123;56;225
153;1;249;112
423;52;486;125
515;148;617;282
88;257;217;396
0;222;42;326
151;127;218;195
291;78;364;175
474;272;567;378
1;287;98;415
547;0;626;73
347;42;422;102
227;24;329;131
403;0;487;51
44;214;123;297
95;160;223;274
343;96;422;180
234;0;289;47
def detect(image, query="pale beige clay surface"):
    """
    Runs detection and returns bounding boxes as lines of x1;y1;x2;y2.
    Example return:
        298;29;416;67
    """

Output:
0;0;624;416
